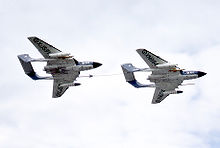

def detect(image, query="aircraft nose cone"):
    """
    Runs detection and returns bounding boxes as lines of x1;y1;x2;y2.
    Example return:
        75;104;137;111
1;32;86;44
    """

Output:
93;62;102;68
198;71;207;77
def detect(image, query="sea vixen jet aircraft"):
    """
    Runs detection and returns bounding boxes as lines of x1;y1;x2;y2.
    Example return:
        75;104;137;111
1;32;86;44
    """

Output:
121;49;206;104
18;37;102;98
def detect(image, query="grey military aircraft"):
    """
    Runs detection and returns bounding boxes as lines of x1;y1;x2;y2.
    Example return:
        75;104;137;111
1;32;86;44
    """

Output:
121;49;206;104
18;37;102;98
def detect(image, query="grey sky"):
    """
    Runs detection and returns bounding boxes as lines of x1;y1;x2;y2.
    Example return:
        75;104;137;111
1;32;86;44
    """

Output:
0;0;220;147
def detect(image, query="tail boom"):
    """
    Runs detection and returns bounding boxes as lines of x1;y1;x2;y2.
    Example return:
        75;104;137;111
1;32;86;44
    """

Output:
18;54;52;80
121;63;155;88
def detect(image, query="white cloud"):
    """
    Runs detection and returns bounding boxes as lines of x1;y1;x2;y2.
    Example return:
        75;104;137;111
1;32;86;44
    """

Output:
0;0;220;147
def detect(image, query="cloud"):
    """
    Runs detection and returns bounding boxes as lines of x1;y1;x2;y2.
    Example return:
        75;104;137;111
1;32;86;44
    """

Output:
0;0;220;148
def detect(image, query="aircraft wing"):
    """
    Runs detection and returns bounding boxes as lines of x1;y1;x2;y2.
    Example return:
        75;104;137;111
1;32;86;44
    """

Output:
152;80;183;104
152;88;169;104
136;49;168;68
52;71;80;98
28;36;61;58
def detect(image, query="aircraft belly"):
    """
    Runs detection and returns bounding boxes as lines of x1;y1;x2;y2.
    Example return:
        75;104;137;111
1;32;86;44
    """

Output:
183;75;198;80
78;65;93;71
148;75;182;83
68;65;93;71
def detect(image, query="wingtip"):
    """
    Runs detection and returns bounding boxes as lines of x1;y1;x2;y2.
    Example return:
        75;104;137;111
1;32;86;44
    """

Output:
151;101;159;104
136;48;146;52
27;36;37;40
136;48;151;54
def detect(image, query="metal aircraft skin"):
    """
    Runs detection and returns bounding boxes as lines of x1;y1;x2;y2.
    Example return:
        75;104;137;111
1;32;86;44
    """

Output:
121;49;206;104
18;37;102;98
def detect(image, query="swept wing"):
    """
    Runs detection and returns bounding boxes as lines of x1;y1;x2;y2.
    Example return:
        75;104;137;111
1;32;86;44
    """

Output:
28;36;61;58
52;71;80;98
136;49;168;68
136;49;183;103
152;80;183;104
28;37;80;97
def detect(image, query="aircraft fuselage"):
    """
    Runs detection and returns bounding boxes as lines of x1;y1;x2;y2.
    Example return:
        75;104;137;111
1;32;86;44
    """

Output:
148;70;206;83
44;60;102;74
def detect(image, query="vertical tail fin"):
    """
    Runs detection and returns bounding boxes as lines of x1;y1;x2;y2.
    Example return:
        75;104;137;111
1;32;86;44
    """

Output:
17;54;51;80
121;63;154;88
121;63;136;82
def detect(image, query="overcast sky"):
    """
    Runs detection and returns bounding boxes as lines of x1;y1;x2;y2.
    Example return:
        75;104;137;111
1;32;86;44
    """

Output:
1;0;220;147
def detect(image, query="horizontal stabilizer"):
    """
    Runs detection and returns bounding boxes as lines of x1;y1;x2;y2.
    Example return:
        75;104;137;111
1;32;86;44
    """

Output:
121;63;142;73
121;63;155;88
18;54;52;80
128;80;155;88
121;63;136;82
18;54;34;62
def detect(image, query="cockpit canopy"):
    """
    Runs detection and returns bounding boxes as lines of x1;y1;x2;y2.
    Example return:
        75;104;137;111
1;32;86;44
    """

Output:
78;61;93;65
180;71;198;75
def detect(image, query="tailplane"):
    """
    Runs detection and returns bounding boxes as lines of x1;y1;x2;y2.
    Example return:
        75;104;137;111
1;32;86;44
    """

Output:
18;54;52;80
121;63;154;88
